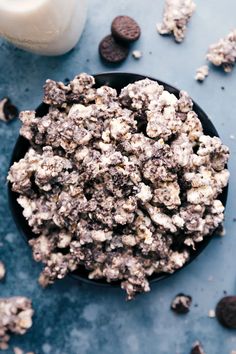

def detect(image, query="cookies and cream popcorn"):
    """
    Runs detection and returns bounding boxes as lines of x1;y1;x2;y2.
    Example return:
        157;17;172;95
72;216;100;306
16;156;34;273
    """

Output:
0;297;34;350
157;0;196;43
195;65;209;82
8;74;229;300
207;29;236;72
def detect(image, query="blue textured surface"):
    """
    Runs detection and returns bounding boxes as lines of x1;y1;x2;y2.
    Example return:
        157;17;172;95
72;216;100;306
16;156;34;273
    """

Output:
0;1;236;353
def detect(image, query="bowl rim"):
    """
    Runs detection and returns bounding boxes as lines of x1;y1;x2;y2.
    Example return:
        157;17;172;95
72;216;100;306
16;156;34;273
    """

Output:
8;71;229;287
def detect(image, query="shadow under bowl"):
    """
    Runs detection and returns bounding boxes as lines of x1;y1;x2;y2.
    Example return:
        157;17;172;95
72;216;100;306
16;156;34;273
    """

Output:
8;72;228;287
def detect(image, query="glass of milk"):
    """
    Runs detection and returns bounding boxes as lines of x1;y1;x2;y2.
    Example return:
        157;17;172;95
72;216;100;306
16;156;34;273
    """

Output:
0;0;88;55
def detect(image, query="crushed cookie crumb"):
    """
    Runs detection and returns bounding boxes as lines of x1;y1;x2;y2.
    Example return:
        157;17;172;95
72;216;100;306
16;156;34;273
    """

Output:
157;0;196;43
171;293;192;314
195;65;209;82
0;98;19;123
8;74;229;300
190;341;205;354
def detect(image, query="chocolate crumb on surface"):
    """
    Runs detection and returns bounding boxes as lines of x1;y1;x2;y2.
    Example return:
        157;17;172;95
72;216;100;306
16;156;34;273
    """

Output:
8;73;229;300
0;297;34;350
216;296;236;328
171;293;192;314
0;98;19;123
195;65;209;82
207;29;236;72
190;341;205;354
0;261;5;281
157;0;196;43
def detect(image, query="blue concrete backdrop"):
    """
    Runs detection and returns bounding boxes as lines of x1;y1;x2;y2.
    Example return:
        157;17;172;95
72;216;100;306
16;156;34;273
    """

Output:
0;1;236;353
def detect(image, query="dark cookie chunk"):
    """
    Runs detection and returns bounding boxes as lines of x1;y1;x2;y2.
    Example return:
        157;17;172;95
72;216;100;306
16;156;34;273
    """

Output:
111;16;141;43
171;293;192;314
216;296;236;328
99;35;129;63
0;98;18;123
190;341;205;354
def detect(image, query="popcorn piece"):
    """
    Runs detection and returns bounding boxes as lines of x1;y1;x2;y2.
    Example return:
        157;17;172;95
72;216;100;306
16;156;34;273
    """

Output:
195;65;209;82
157;0;196;43
8;75;229;300
0;297;34;350
207;29;236;72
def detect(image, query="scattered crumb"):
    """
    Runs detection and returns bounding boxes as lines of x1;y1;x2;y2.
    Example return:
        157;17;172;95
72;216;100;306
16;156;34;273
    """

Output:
195;65;209;82
149;51;152;55
194;304;198;307
132;50;142;59
0;262;5;281
221;86;225;90
208;309;216;318
230;134;235;140
223;290;228;295
233;218;236;222
0;97;19;123
190;341;205;354
171;293;192;314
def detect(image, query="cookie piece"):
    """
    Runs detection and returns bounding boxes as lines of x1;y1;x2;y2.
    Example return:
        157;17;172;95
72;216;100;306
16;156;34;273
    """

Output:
190;341;205;354
0;97;19;123
99;35;129;63
111;16;141;43
171;293;192;314
216;296;236;328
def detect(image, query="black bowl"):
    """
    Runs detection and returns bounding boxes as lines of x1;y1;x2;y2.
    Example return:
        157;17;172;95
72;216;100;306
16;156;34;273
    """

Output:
8;72;228;287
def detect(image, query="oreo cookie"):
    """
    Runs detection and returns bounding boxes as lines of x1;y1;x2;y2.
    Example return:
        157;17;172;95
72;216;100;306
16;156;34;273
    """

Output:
111;16;141;43
216;296;236;328
99;35;129;63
